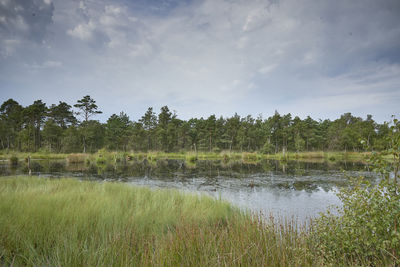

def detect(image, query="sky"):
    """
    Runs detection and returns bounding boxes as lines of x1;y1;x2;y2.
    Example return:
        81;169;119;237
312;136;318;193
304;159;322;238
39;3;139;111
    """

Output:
0;0;399;123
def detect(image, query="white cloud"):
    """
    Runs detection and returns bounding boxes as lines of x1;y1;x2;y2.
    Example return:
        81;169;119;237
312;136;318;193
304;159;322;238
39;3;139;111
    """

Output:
104;5;122;15
67;21;95;40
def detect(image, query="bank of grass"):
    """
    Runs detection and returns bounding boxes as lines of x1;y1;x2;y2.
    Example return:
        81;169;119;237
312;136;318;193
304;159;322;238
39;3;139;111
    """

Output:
264;151;371;162
0;150;377;166
0;176;320;266
0;151;68;160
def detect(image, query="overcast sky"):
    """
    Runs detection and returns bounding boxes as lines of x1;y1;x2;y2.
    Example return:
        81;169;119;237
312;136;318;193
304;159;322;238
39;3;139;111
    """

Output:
0;0;399;122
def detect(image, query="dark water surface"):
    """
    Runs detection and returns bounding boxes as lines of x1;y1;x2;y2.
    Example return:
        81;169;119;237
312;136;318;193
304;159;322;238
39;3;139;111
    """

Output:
0;158;376;221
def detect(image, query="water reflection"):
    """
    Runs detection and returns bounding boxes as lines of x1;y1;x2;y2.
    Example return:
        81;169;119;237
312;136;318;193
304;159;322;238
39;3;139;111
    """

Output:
0;158;377;221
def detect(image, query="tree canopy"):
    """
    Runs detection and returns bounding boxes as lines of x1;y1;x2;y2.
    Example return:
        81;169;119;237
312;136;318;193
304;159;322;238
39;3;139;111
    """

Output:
0;97;394;153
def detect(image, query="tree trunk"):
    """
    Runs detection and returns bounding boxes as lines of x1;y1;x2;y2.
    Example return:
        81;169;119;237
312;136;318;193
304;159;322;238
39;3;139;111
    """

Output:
209;132;212;152
83;136;86;153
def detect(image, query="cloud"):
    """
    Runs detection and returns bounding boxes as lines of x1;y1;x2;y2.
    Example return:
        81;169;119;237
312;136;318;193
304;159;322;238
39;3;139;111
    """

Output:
0;0;54;42
0;0;399;122
67;20;95;40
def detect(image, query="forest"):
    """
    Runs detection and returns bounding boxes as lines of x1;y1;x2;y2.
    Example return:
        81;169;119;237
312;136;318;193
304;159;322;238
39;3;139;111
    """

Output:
0;95;392;154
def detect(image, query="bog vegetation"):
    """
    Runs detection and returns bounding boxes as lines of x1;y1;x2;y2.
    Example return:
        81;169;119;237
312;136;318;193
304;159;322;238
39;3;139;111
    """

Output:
0;96;393;154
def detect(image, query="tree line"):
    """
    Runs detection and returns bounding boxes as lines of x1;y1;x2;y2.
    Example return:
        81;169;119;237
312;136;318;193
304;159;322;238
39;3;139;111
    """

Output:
0;96;393;153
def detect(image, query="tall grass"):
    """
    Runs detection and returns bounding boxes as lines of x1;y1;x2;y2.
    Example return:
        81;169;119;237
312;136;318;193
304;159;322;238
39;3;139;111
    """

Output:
1;176;391;266
66;153;88;164
0;151;69;160
0;176;320;266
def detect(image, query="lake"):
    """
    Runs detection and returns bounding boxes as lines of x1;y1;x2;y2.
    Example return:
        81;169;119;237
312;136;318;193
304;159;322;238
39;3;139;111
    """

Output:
0;158;376;221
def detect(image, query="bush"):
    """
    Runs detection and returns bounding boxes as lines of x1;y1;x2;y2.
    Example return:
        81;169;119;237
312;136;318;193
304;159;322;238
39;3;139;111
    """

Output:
222;153;230;163
96;157;107;165
9;156;18;166
186;155;197;163
314;118;400;265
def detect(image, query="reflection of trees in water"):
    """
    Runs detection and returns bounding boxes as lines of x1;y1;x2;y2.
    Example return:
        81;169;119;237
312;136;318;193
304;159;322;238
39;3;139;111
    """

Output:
0;159;370;188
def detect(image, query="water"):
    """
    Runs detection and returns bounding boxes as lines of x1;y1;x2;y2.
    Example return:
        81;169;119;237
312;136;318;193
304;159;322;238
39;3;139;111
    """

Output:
0;158;376;221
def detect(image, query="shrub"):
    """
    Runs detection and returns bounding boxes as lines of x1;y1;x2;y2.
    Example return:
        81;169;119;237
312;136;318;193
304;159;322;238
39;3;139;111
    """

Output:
222;153;230;163
314;118;400;266
96;157;107;165
9;156;18;166
186;155;197;163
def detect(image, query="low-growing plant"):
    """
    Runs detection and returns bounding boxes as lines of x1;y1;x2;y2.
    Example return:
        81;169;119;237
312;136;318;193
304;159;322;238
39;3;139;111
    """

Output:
222;153;230;163
9;156;18;166
186;154;197;163
313;118;400;266
96;156;107;165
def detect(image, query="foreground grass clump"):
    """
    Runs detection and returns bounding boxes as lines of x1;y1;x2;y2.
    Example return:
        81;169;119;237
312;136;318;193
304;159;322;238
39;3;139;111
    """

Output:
0;177;318;266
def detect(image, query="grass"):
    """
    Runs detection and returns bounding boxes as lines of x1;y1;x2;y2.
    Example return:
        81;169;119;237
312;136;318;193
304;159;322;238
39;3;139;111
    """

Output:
0;150;373;164
0;176;394;266
66;153;88;164
264;151;370;162
0;176;320;266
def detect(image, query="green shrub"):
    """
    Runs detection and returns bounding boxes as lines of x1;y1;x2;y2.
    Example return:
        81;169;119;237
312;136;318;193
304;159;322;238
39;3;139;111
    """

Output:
9;156;18;166
222;153;230;163
314;118;400;266
96;157;107;165
186;155;197;163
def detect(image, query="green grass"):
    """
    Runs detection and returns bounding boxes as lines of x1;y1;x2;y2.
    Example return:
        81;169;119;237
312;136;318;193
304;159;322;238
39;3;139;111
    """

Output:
0;176;321;266
0;150;373;164
264;151;370;162
1;176;394;266
0;151;69;160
